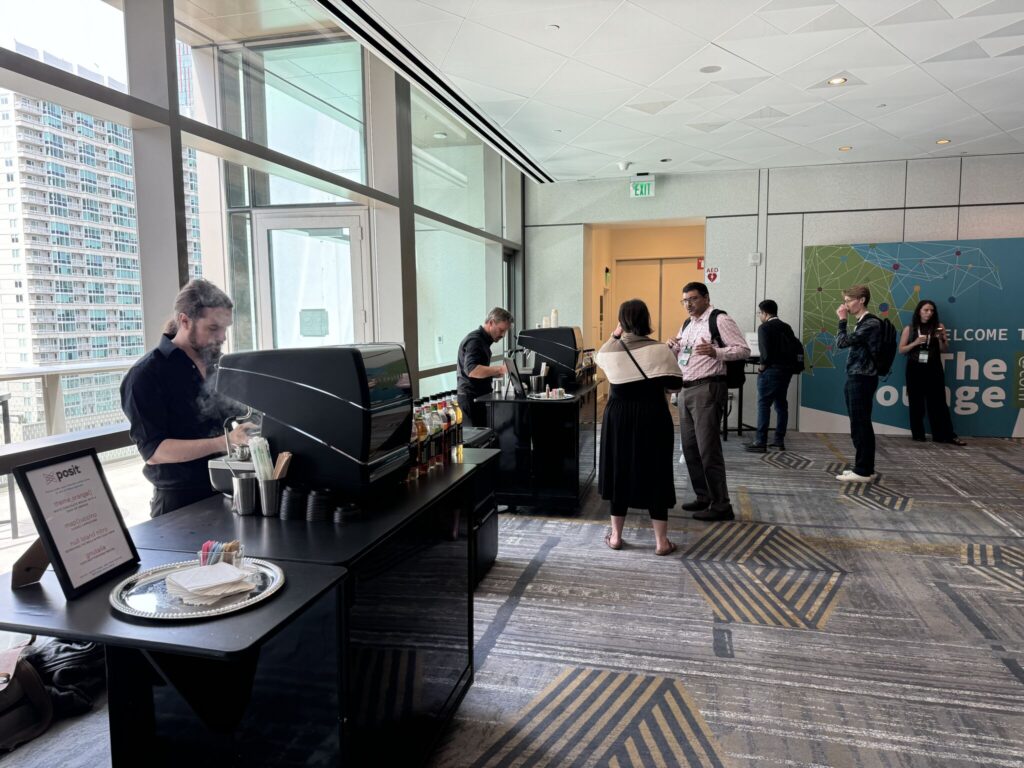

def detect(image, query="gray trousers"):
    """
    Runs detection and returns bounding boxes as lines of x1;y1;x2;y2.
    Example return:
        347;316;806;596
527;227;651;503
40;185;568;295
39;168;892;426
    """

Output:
678;380;733;513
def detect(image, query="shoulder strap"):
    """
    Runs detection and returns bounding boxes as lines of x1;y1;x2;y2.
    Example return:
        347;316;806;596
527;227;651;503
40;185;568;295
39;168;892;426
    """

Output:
617;339;649;379
709;309;725;347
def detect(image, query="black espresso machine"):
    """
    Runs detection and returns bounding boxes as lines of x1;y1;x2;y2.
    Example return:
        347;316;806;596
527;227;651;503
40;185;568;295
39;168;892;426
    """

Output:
211;344;413;496
517;326;592;392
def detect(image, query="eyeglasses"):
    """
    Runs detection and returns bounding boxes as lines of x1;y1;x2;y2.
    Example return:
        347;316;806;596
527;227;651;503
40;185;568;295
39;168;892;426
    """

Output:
680;297;701;306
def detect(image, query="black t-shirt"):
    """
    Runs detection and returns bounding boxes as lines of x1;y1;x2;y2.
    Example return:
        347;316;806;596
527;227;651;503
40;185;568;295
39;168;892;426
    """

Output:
456;326;496;400
758;317;796;368
119;335;235;490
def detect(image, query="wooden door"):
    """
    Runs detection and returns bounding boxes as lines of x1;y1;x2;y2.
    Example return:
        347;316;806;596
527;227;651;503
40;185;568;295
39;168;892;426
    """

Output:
661;258;706;341
613;260;661;340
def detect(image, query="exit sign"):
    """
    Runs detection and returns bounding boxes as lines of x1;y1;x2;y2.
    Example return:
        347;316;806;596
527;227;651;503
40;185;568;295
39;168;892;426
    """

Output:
629;176;655;198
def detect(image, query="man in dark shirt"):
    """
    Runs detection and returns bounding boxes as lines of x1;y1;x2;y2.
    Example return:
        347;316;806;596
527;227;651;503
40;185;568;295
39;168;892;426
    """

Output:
835;284;883;483
120;279;251;517
456;307;513;427
746;299;798;453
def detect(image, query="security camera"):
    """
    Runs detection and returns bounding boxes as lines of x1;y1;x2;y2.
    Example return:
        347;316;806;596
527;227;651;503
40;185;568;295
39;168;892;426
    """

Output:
617;160;632;172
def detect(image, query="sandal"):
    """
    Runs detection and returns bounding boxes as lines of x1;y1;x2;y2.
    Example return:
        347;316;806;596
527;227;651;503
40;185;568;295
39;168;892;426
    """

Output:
655;541;677;557
605;531;622;551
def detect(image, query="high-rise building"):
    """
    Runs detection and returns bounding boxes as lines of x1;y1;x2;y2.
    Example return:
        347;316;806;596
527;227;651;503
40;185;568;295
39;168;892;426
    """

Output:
0;44;202;442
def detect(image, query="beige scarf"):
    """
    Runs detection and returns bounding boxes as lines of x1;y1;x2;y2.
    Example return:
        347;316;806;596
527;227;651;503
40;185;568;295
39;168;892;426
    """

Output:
597;333;681;385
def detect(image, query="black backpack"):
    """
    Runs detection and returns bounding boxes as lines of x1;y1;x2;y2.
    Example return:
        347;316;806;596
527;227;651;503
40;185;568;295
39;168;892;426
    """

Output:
871;317;899;377
783;327;806;374
682;309;746;388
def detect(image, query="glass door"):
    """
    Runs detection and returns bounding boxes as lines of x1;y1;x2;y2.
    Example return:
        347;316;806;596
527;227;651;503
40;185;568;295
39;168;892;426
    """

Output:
252;208;369;349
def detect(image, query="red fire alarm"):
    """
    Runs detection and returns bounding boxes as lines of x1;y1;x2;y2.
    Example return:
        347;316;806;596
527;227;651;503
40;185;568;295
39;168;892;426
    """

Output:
696;257;704;270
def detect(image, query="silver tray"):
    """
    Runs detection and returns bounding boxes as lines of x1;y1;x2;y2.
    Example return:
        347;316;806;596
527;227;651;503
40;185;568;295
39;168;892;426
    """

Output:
526;392;573;400
109;558;285;621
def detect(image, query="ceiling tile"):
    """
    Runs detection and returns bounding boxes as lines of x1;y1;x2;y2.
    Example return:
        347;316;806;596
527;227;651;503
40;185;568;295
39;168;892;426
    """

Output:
778;30;911;89
711;78;820;120
362;0;455;26
934;132;1021;154
827;65;948;118
502;100;594;143
763;102;863;143
718;20;864;75
954;64;1024;112
469;1;619;56
651;44;774;98
878;0;954;25
420;0;475;14
935;0;996;17
757;3;835;35
627;137;707;164
392;20;460;63
836;0;919;26
874;14;1018;62
570;121;659;156
533;60;639;98
806;121;900;153
626;0;766;41
901;110;1002;150
574;2;705;82
443;22;566;96
870;91;972;135
921;54;1024;88
963;0;1024;17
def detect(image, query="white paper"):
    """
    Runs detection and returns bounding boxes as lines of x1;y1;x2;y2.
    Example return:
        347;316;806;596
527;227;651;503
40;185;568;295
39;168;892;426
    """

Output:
24;456;134;589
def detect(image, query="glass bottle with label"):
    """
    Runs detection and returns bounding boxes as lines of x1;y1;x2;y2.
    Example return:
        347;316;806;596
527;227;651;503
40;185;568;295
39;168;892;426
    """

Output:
450;391;463;455
426;398;443;471
414;401;429;478
437;394;452;465
407;402;420;483
444;392;459;461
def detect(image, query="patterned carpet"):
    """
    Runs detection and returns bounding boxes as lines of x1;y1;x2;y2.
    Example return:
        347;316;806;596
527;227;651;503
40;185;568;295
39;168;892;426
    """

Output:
431;433;1024;768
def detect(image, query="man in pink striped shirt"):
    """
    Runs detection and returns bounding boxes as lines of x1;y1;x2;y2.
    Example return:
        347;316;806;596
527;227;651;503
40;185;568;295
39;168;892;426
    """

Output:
667;282;750;521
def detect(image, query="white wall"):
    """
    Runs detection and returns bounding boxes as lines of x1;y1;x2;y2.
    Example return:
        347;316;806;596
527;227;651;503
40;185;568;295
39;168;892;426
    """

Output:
525;153;1024;430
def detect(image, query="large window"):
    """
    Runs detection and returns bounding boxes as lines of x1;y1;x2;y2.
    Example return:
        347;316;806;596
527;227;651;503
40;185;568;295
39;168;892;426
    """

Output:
415;219;503;373
411;88;487;231
0;0;128;93
175;3;366;190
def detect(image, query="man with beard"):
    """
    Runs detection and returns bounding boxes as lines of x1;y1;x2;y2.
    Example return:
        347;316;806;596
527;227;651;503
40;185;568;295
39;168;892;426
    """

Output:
120;279;252;516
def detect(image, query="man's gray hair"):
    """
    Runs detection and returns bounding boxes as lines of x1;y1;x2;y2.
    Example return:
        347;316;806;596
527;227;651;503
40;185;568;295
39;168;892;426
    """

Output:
485;307;513;325
164;279;234;335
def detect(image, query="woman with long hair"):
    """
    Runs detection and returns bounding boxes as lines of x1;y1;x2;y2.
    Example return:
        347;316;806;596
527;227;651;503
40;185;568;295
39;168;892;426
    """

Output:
898;300;966;446
596;299;683;555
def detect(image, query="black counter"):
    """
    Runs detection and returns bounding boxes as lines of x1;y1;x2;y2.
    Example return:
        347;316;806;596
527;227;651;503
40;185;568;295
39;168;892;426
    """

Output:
130;462;478;565
2;461;485;767
476;382;597;511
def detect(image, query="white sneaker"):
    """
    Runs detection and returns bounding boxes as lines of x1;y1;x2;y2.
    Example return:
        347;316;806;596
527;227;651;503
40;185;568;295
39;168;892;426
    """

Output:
835;470;874;482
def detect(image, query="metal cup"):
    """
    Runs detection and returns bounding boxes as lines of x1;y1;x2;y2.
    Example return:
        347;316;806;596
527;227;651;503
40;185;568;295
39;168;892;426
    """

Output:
259;479;280;518
231;472;258;516
530;375;545;393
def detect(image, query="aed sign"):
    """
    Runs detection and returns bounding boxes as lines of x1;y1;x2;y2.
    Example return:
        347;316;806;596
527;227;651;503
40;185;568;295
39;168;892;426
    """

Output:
629;177;655;198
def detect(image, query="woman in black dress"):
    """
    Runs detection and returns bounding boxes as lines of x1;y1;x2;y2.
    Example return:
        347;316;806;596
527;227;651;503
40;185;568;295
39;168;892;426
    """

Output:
596;299;683;555
899;299;966;446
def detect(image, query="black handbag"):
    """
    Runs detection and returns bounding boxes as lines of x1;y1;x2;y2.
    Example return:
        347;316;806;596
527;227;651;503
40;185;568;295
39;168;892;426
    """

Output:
0;638;53;754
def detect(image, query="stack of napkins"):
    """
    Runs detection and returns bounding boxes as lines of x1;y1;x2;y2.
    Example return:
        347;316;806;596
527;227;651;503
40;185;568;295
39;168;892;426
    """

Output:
166;562;254;606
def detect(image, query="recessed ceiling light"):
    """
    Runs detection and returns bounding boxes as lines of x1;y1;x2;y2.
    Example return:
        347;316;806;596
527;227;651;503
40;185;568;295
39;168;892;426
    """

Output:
838;146;853;151
546;24;560;31
699;65;722;74
553;129;563;134
876;103;887;108
827;76;848;86
432;131;447;140
935;138;951;144
660;158;672;163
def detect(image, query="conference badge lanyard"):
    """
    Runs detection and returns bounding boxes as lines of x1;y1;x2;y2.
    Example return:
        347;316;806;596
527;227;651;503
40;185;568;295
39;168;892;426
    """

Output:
918;335;930;364
678;345;693;369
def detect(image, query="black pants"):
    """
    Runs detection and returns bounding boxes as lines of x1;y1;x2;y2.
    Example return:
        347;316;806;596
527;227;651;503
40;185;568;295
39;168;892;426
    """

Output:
611;501;668;522
755;367;792;446
458;394;487;429
844;374;878;476
906;361;957;442
150;486;218;518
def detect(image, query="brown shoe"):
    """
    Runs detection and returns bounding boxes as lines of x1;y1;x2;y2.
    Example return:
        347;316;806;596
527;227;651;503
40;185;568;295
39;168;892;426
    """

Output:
604;531;622;551
655;541;678;556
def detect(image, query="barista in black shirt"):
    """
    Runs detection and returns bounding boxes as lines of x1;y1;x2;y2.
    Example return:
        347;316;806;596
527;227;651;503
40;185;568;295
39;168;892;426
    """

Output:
120;279;251;517
456;307;513;427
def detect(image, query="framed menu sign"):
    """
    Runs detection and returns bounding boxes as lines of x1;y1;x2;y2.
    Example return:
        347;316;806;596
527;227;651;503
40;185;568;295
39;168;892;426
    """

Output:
13;449;139;599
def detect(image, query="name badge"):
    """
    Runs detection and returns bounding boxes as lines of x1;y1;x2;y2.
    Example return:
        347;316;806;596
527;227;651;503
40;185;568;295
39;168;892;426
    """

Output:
678;345;693;368
918;347;929;364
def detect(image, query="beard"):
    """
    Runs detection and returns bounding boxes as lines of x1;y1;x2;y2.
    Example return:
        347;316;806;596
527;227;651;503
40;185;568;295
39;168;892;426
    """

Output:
188;326;223;366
